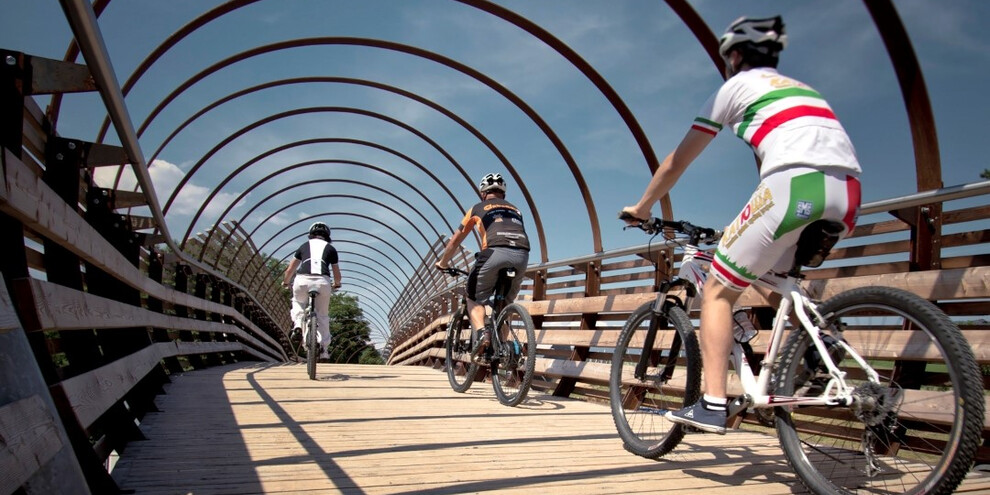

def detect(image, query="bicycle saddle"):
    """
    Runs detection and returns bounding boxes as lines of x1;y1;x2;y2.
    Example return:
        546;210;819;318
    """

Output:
794;220;845;268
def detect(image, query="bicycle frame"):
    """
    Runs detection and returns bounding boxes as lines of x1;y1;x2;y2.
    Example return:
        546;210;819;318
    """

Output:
656;238;879;413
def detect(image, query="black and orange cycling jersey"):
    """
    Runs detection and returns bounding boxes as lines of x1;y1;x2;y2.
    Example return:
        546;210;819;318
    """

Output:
459;198;530;251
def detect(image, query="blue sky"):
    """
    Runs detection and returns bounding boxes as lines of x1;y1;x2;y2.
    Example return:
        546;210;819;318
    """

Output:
3;1;987;345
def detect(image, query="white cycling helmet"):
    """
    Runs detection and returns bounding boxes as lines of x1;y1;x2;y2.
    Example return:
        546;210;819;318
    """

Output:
308;221;331;240
718;15;788;60
478;173;506;194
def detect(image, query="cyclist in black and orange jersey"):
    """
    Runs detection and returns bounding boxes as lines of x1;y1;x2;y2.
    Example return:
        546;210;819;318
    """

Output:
435;173;530;356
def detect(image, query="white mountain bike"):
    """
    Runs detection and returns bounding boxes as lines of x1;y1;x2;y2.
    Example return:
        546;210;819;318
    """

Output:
609;215;984;495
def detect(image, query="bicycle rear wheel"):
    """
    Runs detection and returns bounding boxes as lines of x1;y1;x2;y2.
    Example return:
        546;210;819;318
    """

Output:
774;286;984;495
491;303;537;406
445;305;478;392
306;311;318;381
610;302;701;459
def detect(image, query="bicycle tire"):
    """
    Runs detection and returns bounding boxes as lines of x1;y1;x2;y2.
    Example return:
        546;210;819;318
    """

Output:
491;303;537;407
445;304;478;392
610;302;701;459
306;309;318;381
774;286;984;495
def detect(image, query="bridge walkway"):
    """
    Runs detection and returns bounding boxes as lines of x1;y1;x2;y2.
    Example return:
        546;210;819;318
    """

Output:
109;363;990;494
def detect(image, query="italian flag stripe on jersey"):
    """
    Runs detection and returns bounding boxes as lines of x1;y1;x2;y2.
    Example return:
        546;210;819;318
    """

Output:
751;105;837;148
736;87;829;139
692;117;722;136
774;171;826;239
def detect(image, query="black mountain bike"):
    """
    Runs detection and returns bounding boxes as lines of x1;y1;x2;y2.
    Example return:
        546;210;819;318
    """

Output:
610;215;984;495
440;267;537;407
303;289;319;380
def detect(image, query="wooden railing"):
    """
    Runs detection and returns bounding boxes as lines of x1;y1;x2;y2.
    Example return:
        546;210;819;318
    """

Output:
387;183;990;462
0;49;291;494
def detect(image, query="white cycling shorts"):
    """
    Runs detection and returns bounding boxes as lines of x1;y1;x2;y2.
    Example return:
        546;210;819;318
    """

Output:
710;165;861;291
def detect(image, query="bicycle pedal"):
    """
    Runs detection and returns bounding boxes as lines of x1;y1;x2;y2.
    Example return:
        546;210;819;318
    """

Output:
726;395;751;419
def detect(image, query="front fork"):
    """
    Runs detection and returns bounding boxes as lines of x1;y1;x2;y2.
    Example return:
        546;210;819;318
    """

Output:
634;279;692;382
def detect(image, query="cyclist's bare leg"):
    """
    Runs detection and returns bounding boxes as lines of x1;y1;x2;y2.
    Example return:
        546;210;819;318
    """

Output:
699;276;743;399
466;299;486;332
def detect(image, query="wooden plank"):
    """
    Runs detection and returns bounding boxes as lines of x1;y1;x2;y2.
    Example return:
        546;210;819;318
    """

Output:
54;341;268;430
14;278;282;362
805;266;990;300
109;363;989;494
0;395;64;493
0;150;287;360
943;204;990;224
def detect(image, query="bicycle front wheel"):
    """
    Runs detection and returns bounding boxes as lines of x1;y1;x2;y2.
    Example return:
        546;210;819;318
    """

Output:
445;305;478;392
774;286;984;495
306;312;318;381
610;302;701;459
491;303;537;407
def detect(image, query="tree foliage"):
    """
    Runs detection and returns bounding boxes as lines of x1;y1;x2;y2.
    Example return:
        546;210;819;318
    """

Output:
328;292;384;364
981;168;990;180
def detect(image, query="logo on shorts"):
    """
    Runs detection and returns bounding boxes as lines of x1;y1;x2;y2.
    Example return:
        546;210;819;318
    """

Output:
796;200;814;219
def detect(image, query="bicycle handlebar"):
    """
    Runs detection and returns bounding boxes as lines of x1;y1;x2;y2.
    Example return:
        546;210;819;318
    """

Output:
438;267;470;277
618;211;721;245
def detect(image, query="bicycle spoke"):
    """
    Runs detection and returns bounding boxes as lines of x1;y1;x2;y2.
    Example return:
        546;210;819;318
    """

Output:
610;303;700;459
775;287;983;494
491;304;536;407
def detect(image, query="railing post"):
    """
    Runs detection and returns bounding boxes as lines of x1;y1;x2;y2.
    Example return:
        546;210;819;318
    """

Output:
195;273;222;367
553;261;600;397
45;139;102;380
174;264;205;369
148;247;184;374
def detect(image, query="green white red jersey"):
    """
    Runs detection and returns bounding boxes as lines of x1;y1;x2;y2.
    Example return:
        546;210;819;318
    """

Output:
692;68;861;177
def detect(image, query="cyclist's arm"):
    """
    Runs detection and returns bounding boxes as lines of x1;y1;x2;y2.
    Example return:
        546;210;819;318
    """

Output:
436;224;472;268
622;128;714;221
331;263;342;289
282;258;301;287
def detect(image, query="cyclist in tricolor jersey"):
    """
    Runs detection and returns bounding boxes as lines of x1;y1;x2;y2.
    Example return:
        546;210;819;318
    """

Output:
621;15;862;433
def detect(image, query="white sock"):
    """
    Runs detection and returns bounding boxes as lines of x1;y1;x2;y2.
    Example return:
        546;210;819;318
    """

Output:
702;395;727;411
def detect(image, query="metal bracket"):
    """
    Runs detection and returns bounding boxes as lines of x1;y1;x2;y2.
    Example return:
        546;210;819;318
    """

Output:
0;49;95;95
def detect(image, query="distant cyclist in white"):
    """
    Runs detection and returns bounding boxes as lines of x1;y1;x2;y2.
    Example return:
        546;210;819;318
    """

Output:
282;222;342;360
621;16;862;433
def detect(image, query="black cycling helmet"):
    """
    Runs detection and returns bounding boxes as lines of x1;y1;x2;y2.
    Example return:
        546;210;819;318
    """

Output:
308;221;331;241
478;172;506;194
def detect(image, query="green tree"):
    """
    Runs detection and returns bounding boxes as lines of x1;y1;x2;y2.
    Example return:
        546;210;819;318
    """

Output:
328;292;384;364
981;168;990;180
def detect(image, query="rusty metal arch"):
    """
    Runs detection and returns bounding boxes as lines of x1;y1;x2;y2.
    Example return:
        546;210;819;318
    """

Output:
337;260;404;300
189;144;463;262
245;221;428;297
252;237;413;311
67;0;941;226
168;106;467;241
233;194;435;268
82;0;644;236
214;178;443;272
224;194;442;297
121;37;600;252
338;271;397;308
194;157;456;292
252;234;427;317
253;214;424;279
335;250;407;294
46;0;944;341
143;76;549;262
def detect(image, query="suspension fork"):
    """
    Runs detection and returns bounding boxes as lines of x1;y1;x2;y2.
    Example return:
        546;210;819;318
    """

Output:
634;280;681;381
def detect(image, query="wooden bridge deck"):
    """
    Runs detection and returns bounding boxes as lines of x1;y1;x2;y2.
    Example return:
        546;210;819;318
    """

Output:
110;363;990;495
